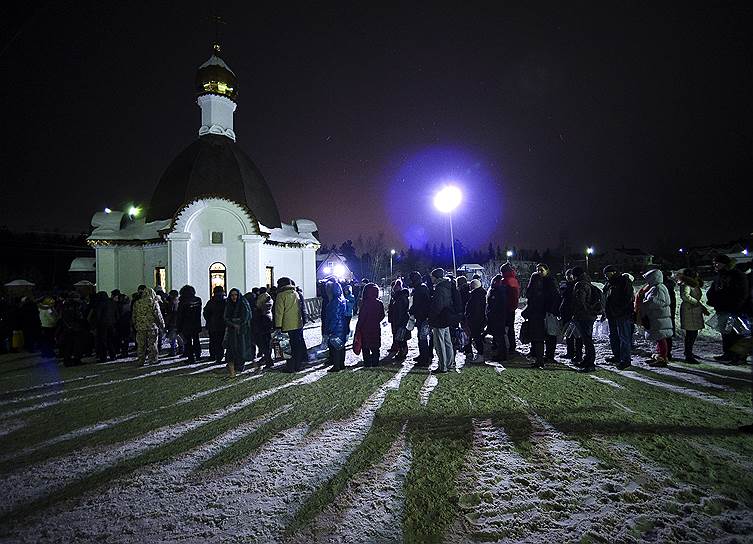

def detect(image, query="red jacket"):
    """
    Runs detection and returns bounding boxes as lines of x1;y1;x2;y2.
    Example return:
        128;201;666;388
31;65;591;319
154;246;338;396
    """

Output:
501;269;520;312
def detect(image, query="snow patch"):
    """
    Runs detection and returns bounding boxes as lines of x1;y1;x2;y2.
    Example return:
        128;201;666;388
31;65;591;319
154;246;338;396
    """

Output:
419;375;438;406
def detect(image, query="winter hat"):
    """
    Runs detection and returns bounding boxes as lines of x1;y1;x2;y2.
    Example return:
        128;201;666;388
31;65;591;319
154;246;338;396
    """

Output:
713;254;731;265
111;289;121;297
571;266;585;278
431;268;446;279
500;262;513;273
394;279;403;291
470;279;482;290
277;277;292;287
603;265;618;275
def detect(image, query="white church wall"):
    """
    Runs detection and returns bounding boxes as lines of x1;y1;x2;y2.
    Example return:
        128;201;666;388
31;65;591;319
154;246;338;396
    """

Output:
261;245;317;298
186;205;248;301
95;246;118;294
143;244;168;290
117;247;146;295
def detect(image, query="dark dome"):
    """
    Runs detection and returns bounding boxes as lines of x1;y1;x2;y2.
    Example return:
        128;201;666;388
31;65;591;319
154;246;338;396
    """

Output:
147;134;282;227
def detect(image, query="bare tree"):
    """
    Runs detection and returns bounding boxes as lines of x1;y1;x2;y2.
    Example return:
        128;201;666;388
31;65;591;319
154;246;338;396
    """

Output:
355;232;388;284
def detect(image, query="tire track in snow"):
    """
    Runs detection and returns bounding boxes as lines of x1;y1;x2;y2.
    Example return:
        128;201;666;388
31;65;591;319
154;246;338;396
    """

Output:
0;374;100;396
448;416;752;543
0;418;26;438
290;429;412;544
419;375;438;406
5;363;414;542
0;359;220;408
613;370;749;412
0;373;266;463
589;375;623;389
0;369;329;516
643;366;736;391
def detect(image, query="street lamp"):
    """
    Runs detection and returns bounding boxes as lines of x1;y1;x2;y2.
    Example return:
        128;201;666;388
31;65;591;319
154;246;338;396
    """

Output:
434;185;462;276
390;249;396;279
506;249;513;259
585;246;594;272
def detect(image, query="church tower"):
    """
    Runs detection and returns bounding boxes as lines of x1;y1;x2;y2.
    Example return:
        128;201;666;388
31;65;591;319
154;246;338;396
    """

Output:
195;44;238;141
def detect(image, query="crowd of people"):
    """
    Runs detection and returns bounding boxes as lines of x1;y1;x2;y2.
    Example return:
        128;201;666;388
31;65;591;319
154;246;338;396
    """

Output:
1;255;751;380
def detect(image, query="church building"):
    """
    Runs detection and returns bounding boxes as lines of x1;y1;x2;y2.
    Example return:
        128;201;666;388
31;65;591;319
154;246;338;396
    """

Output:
88;44;319;299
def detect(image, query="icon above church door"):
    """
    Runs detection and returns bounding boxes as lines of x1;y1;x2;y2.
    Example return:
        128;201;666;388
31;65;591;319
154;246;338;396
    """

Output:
209;262;227;297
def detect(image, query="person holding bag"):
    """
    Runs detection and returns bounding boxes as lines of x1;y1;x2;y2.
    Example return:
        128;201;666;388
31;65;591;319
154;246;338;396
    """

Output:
324;281;348;372
223;288;253;377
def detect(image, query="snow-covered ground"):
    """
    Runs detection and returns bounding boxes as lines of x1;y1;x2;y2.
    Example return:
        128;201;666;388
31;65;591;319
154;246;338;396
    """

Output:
0;310;751;543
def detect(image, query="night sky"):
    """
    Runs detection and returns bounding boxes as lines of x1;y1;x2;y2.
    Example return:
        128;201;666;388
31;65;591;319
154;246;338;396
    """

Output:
1;2;751;253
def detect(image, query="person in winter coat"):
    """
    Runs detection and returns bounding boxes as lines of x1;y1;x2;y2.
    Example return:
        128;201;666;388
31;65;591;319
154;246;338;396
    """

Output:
558;269;578;360
456;275;472;357
429;268;454;372
639;269;674;366
223;288;253;377
253;288;274;367
677;269;709;363
409;271;432;366
355;283;385;367
465;278;487;362
19;297;41;352
38;297;59;359
324;281;348;372
164;290;183;357
571;267;599;371
485;274;508;362
131;287;165;366
203;286;227;364
537;264;561;362
91;291;118;363
500;262;521;355
663;270;678;360
274;277;306;372
343;284;355;338
387;279;410;360
707;254;750;364
521;272;554;368
603;265;635;369
177;285;202;363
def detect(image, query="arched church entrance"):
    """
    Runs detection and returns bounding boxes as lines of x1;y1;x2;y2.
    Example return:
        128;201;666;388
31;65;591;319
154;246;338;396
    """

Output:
209;262;227;297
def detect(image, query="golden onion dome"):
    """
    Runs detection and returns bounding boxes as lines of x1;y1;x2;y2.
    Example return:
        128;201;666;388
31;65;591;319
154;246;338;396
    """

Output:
195;44;238;102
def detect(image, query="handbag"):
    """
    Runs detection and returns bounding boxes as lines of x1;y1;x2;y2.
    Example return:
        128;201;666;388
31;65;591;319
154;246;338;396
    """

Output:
519;320;531;345
353;329;362;355
406;315;416;331
272;330;292;359
545;313;561;336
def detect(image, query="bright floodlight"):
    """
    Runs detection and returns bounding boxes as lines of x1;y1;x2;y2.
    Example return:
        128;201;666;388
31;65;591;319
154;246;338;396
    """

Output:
391;249;396;255
586;247;594;255
104;207;112;214
128;206;140;217
323;266;331;274
744;249;749;256
506;250;513;258
434;186;462;213
334;264;346;277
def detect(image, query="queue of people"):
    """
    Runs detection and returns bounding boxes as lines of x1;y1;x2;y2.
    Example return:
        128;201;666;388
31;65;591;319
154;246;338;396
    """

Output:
2;254;750;378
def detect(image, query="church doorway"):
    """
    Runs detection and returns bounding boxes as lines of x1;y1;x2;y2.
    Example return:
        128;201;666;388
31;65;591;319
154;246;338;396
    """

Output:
209;262;227;297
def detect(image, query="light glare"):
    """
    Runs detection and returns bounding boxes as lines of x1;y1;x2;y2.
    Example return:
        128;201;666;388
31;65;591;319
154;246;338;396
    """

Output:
434;186;462;213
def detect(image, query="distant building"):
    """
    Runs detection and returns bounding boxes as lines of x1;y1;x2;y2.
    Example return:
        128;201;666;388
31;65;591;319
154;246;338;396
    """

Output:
87;43;320;299
316;251;354;282
457;263;484;277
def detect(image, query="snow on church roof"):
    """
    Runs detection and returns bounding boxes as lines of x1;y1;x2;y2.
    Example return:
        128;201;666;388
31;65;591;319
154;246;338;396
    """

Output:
265;222;319;246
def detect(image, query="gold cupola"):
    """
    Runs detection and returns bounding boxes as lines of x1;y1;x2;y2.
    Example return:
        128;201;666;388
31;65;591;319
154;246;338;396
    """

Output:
195;44;238;102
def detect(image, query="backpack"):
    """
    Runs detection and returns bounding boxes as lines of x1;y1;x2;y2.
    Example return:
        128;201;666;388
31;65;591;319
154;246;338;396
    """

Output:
588;284;603;315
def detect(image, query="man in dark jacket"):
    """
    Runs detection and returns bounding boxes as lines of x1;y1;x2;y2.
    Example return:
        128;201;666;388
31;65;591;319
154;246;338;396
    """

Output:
603;265;635;369
558;269;577;360
177;285;203;363
662;270;678;360
409;271;432;366
537;264;561;362
429;268;454;372
571;267;598;372
203;286;226;363
92;291;118;362
707;254;750;364
465;279;486;362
